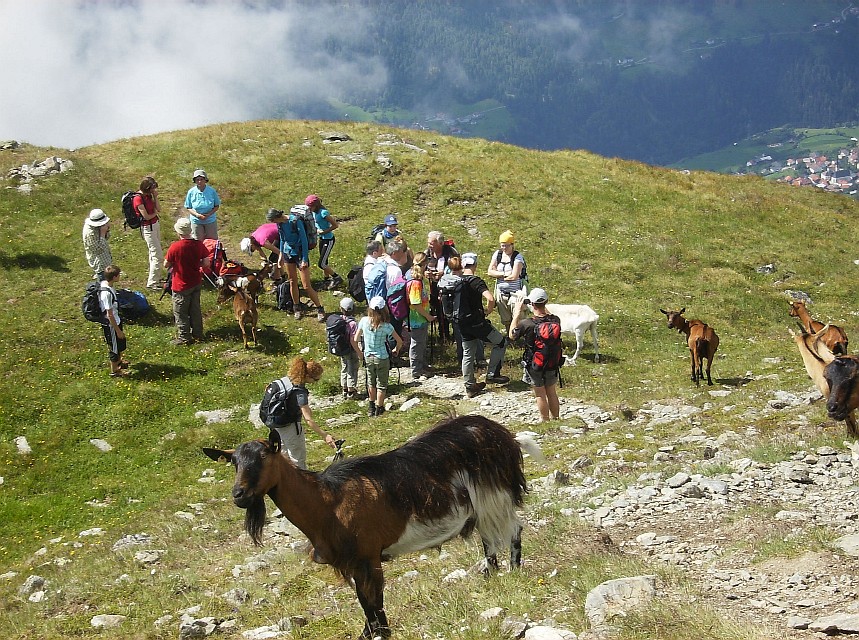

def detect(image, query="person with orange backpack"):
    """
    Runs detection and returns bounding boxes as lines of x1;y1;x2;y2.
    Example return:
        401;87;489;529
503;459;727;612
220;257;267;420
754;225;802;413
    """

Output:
509;287;563;421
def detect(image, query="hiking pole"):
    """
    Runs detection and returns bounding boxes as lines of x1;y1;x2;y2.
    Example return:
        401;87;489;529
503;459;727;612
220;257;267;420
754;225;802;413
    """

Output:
429;320;436;365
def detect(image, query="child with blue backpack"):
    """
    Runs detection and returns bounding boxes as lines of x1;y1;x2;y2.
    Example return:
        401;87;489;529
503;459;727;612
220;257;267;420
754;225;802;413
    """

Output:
354;296;403;417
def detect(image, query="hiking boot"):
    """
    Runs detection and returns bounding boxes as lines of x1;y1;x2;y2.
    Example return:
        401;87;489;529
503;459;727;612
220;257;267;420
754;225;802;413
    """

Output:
368;402;377;417
330;274;344;290
294;309;303;320
316;307;326;322
321;277;332;290
375;405;386;416
486;374;510;384
465;382;486;398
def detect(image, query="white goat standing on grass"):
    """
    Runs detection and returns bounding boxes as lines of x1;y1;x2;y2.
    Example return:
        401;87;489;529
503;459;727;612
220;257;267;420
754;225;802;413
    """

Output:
510;290;600;364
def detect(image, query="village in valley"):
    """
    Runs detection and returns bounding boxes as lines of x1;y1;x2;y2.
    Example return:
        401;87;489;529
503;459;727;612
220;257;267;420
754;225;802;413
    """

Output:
738;135;859;200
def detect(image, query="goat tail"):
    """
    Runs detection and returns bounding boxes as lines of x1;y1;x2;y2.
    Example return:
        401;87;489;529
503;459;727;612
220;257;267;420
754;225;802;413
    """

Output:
515;433;546;463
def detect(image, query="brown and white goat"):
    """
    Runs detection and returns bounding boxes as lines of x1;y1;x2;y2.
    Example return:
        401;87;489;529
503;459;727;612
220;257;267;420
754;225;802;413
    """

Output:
788;300;848;355
232;287;258;348
203;415;538;640
660;307;719;386
791;326;859;438
216;261;274;305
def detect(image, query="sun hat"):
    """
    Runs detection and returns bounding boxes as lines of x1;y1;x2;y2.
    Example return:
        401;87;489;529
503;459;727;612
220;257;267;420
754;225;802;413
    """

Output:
369;295;386;311
384;214;398;226
305;194;321;207
174;218;192;238
192;169;208;181
499;230;515;244
240;237;253;255
461;252;478;267
525;287;548;304
86;208;110;227
266;207;284;221
339;297;355;312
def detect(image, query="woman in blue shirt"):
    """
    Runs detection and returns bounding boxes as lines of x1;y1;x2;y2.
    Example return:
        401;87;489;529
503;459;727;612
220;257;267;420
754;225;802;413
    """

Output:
272;207;325;322
184;169;220;240
306;194;343;290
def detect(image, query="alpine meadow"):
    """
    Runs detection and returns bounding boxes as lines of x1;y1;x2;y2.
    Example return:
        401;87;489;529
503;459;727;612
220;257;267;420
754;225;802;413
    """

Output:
2;120;859;640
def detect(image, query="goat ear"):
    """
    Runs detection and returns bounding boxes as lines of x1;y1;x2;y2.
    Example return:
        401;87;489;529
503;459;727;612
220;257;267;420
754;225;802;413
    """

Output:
202;447;233;463
268;429;282;453
659;309;668;315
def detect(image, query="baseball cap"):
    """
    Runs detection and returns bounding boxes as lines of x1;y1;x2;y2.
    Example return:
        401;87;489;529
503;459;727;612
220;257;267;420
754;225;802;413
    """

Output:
339;297;355;312
525;287;548;304
240;237;253;254
369;295;386;310
384;214;398;226
305;194;321;207
461;252;477;267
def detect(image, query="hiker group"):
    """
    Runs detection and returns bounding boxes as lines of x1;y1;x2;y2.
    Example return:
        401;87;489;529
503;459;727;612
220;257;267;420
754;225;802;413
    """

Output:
82;171;565;422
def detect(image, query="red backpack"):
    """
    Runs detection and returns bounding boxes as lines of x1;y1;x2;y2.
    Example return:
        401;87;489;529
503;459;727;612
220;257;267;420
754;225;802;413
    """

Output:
529;315;564;371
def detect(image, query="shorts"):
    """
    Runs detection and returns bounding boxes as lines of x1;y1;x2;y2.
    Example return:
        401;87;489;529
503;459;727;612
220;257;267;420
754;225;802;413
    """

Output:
522;365;558;389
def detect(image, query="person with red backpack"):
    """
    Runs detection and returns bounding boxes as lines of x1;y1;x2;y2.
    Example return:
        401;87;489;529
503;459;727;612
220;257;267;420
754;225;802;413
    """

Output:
509;287;563;421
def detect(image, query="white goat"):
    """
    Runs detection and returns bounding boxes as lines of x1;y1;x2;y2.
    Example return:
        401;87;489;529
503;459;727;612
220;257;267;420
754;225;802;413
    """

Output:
511;291;600;364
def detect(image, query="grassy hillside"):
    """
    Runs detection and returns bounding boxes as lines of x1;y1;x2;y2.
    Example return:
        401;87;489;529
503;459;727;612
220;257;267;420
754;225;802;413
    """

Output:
2;120;859;639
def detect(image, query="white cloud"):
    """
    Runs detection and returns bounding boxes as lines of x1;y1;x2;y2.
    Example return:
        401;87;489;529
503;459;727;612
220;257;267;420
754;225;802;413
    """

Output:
0;0;387;148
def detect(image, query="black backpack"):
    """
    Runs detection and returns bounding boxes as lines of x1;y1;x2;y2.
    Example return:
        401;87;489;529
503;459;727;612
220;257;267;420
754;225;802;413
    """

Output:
528;315;564;371
275;280;294;311
439;274;477;323
492;249;527;280
259;377;301;427
367;223;386;243
347;265;366;302
82;282;112;323
326;314;352;356
122;191;142;230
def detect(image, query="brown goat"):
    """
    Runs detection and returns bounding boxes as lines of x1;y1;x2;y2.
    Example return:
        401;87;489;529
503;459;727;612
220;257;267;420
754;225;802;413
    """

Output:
660;307;720;386
216;261;274;305
788;300;848;355
203;416;534;640
233;287;258;348
791;326;859;438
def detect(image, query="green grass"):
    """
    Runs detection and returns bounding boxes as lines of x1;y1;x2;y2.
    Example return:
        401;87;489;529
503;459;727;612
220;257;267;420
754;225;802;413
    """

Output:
1;120;859;639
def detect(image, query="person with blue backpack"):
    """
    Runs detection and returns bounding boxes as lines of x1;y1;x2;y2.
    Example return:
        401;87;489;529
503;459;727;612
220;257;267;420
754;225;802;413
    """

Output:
272;207;325;322
364;239;410;342
305;194;343;290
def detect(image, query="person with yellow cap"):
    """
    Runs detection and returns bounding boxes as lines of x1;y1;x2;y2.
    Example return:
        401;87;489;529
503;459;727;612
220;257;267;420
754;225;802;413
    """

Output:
487;229;527;338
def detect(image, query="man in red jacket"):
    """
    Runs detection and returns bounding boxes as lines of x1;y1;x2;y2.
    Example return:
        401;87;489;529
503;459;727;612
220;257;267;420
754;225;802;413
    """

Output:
164;218;210;345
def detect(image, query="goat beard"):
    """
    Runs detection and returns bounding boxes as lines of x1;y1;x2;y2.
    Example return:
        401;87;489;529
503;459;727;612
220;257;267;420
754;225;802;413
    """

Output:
243;497;267;546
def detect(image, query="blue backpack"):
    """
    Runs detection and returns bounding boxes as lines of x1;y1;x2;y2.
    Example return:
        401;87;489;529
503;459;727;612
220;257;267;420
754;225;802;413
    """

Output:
364;260;388;303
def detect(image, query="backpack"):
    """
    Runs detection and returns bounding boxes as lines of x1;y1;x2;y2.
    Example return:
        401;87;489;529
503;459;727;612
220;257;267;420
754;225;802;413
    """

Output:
259;377;302;427
326;314;352;357
528;315;564;371
82;281;112;323
122;191;142;230
347;265;366;302
115;289;150;320
290;205;317;250
386;271;409;321
275;280;294;311
438;274;476;323
492;249;527;281
364;260;388;303
367;223;386;243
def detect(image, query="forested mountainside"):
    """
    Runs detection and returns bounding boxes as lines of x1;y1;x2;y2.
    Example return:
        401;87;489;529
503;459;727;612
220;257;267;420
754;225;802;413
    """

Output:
294;0;859;165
